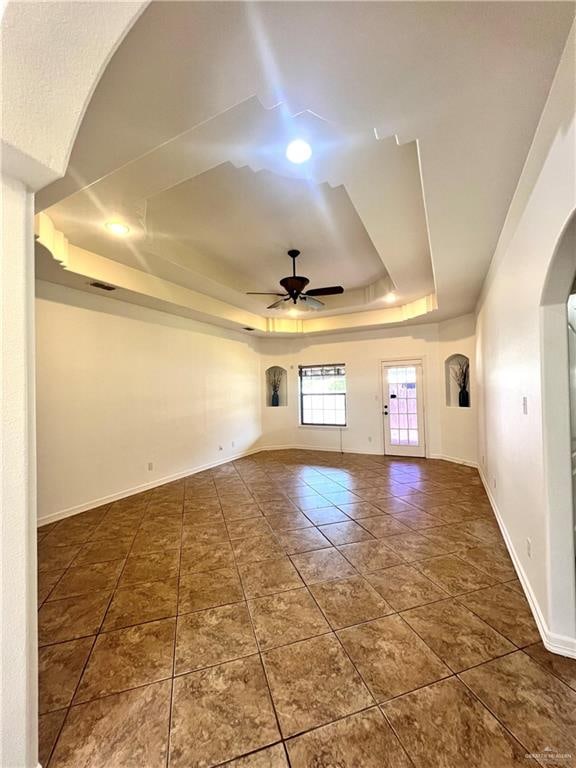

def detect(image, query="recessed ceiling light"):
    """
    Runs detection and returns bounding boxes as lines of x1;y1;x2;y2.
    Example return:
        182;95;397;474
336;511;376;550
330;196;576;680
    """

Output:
105;221;130;236
384;292;397;304
286;139;312;164
288;308;300;318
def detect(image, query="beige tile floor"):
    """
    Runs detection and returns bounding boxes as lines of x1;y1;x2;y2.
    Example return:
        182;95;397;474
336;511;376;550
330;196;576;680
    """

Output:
37;449;576;767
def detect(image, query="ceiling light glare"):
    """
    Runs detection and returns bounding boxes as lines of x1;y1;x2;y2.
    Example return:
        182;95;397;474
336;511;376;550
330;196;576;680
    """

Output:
288;307;300;318
286;139;312;164
384;292;397;304
105;221;130;236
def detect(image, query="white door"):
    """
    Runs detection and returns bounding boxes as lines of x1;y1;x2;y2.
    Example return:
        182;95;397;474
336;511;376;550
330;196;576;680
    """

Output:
382;362;426;457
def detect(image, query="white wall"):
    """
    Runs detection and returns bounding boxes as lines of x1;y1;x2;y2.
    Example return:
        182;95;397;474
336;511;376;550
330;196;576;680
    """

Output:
258;315;477;465
36;282;478;523
476;23;576;654
36;281;262;522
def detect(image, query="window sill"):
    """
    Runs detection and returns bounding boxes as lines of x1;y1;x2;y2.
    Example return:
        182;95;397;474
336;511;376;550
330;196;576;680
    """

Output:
298;424;348;430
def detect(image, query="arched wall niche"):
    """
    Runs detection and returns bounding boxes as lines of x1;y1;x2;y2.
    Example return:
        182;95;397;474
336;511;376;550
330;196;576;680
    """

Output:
265;365;287;407
445;353;470;407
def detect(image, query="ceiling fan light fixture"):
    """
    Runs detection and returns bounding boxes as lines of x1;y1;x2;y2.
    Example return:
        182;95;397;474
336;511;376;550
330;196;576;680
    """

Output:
384;291;397;304
285;139;312;164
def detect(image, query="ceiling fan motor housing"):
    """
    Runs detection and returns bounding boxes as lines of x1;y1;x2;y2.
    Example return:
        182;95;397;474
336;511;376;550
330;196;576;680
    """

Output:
280;275;309;302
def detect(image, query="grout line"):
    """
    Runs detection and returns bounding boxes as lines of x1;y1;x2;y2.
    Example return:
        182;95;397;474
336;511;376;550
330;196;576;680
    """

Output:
41;451;519;767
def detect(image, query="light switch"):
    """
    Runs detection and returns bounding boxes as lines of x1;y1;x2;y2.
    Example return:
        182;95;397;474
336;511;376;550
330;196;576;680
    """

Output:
522;396;528;415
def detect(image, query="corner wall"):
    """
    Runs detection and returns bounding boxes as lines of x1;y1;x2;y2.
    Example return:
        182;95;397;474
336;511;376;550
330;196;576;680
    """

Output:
476;22;576;654
36;281;263;522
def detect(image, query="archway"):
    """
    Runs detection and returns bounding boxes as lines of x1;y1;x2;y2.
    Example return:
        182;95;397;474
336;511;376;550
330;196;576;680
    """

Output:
540;208;576;652
1;5;145;765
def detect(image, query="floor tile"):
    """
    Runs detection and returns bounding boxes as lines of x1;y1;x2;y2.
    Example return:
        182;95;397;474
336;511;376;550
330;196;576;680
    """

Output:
74;618;175;702
523;642;576;690
181;521;229;547
221;502;263;521
102;578;178;630
380;532;450;562
180;540;235;575
338;540;404;573
291;548;357;584
47;560;124;601
357;515;413;538
238;558;304;598
382;677;528;768
130;529;181;554
119;550;180;587
39;591;111;646
274;527;331;554
366;564;448;611
287;707;411;768
169;656;280;767
222;744;289;767
226;517;273;539
456;545;516;582
38;709;67;768
458;584;541;646
401;598;514;671
262;634;373;737
264;511;314;531
302;506;350;525
38;569;64;606
318;521;375;546
179;567;244;612
248;588;330;650
309;575;393;629
232;534;285;564
73;537;133;565
50;680;171;768
337;615;450;701
38;543;83;573
175;603;257;674
39;636;95;712
387;508;442;530
452;519;502;544
335;502;382;520
413;554;497;595
460;652;576;764
419;524;484;553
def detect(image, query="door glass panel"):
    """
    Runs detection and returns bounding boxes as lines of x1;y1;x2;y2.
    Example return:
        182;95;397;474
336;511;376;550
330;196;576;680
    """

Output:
387;366;420;446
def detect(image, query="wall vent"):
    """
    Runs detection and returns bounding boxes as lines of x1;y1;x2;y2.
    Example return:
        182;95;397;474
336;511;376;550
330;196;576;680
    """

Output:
89;281;116;291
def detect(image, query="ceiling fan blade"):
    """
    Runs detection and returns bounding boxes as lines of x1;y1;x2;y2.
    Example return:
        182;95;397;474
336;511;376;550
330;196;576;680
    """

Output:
300;295;325;309
267;297;290;309
246;292;286;296
304;286;344;297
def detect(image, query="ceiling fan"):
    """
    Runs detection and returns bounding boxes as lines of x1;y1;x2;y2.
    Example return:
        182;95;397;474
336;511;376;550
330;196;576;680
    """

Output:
246;249;344;309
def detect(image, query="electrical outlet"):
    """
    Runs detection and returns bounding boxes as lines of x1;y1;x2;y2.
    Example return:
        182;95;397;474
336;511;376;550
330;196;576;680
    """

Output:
147;462;153;472
522;396;528;415
526;538;532;558
231;441;235;448
368;436;372;443
218;445;223;451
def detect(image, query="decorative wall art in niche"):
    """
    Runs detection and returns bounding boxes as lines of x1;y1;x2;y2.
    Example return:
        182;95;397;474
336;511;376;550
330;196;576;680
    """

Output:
265;366;287;407
445;354;470;407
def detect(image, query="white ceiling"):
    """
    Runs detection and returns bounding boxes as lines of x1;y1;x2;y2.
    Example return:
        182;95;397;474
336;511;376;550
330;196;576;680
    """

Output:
36;1;574;333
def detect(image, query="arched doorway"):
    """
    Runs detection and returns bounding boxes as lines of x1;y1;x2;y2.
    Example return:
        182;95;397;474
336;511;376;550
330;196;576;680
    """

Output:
1;5;145;765
540;209;576;652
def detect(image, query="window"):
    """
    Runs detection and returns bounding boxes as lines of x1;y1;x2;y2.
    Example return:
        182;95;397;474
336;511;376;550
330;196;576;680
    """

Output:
299;364;346;426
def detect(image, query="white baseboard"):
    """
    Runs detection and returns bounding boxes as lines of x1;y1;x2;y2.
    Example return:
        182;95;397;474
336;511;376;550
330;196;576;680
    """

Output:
39;444;479;527
478;467;576;659
37;445;265;526
428;453;478;469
